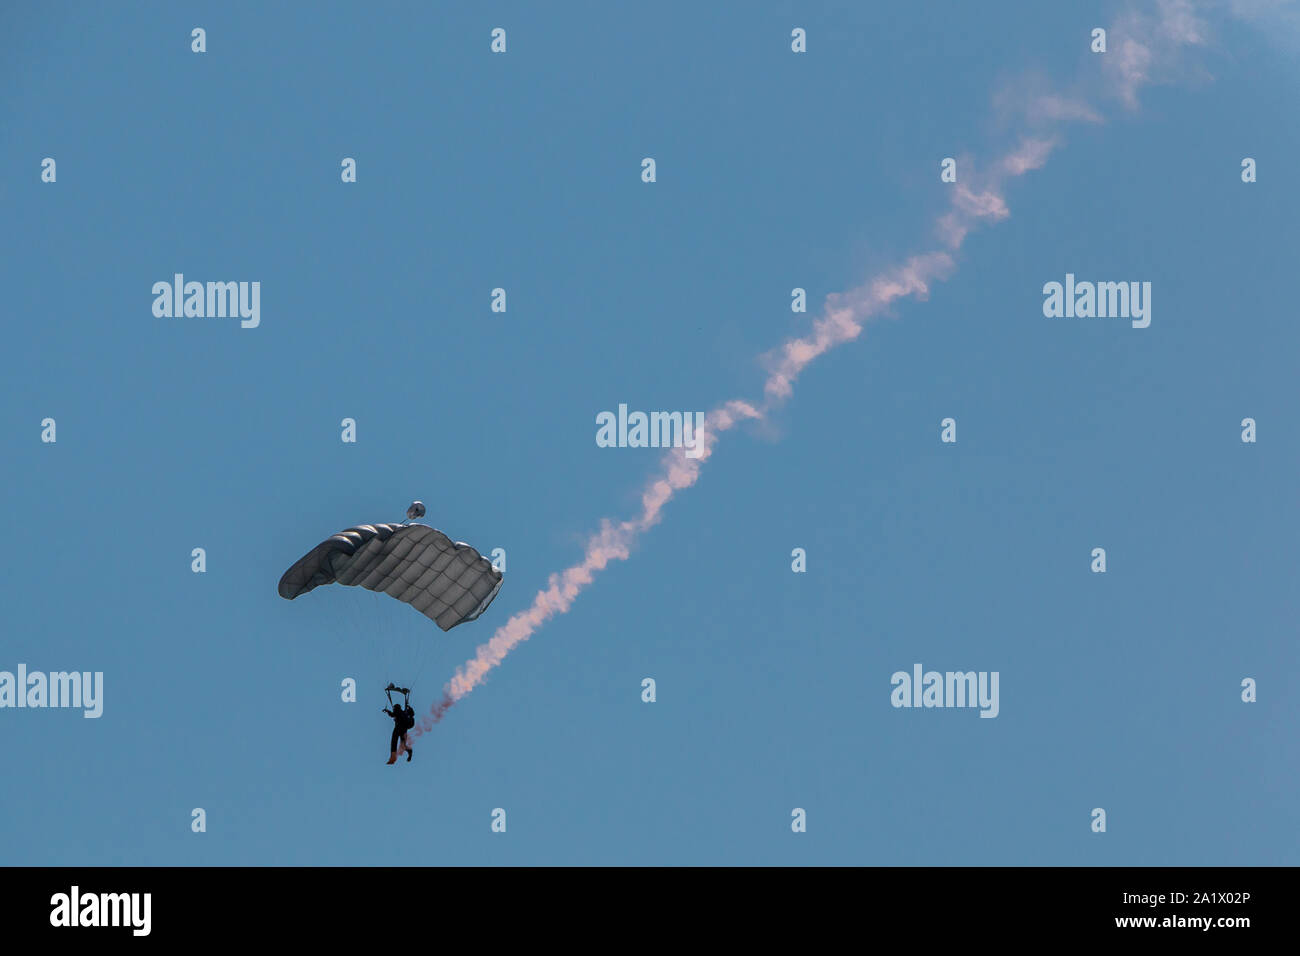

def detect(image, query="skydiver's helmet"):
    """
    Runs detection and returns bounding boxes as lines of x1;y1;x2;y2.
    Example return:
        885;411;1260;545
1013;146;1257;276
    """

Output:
406;501;426;521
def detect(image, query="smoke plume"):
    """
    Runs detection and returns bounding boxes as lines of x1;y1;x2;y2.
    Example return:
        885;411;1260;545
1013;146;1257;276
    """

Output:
412;0;1218;735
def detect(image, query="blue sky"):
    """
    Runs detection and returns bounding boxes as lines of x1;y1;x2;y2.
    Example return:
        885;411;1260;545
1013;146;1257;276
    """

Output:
1;1;1296;865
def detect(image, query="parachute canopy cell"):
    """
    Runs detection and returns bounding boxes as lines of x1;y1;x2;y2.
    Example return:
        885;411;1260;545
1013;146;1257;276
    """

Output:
278;523;503;631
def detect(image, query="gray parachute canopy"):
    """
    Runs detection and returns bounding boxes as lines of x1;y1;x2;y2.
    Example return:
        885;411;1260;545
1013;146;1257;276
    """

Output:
278;523;503;631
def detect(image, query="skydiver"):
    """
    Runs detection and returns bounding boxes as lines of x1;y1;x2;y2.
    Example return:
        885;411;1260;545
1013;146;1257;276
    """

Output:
384;690;415;764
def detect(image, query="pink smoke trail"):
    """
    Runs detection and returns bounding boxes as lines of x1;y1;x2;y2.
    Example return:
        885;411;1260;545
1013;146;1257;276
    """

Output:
410;141;1051;736
412;1;1215;734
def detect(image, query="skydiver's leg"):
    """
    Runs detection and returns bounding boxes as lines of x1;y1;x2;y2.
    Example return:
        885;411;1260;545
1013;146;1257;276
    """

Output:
388;728;400;763
403;733;413;761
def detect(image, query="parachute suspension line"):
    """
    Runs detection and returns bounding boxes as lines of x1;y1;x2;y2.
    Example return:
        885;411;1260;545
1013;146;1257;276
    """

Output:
404;631;438;701
347;588;379;694
342;587;398;699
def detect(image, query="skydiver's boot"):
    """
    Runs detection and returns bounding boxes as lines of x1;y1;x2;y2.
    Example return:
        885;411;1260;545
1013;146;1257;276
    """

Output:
406;745;413;762
387;752;398;765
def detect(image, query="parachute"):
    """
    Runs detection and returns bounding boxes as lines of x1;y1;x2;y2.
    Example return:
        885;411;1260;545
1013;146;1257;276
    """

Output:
278;520;503;631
